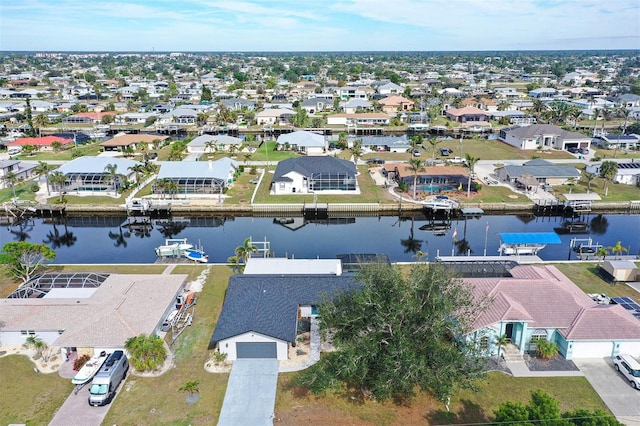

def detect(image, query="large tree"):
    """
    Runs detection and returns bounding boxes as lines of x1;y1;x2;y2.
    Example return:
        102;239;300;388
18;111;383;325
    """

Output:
598;160;618;196
295;262;487;403
0;241;56;284
124;334;167;372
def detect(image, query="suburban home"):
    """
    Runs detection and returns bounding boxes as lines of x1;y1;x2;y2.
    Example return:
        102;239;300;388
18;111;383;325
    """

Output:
157;107;198;125
611;93;640;108
276;131;326;155
0;272;186;356
153;158;239;196
63;112;115;124
114;112;158;125
494;158;581;187
209;273;360;360
499;124;592;151
335;85;372;100
377;95;414;114
600;134;640;151
445;106;491;129
326;112;391;127
359;135;411;153
54;156;142;194
271;156;358;195
99;133;168;153
461;97;498;112
464;264;640;360
220;98;255;111
0;159;37;189
187;134;243;154
377;82;404;95
393;164;470;195
7;135;74;152
340;98;373;114
586;161;640;186
300;98;329;114
255;107;294;126
528;88;558;99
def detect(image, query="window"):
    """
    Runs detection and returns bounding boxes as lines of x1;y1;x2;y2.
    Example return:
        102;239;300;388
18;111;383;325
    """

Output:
479;336;489;349
530;329;547;342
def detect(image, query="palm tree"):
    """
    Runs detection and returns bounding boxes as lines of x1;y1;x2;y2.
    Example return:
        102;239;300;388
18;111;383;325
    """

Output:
128;164;146;184
495;333;509;363
235;237;258;264
48;171;67;203
464;154;479;198
608;241;628;259
598;160;618;197
124;334;167;372
2;170;19;199
582;172;597;193
227;255;243;273
427;136;440;161
103;163;120;196
166;179;179;199
204;139;217;154
407;158;424;200
23;335;48;361
243;152;252;165
51;141;63;153
613;107;631;159
351;140;363;165
35;161;54;195
596;246;608;264
33;113;49;136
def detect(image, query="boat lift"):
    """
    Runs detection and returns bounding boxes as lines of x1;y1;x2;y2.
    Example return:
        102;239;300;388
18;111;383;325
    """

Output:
569;237;603;259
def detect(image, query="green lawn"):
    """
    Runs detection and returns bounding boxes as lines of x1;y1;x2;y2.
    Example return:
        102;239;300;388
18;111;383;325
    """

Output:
102;265;232;425
553;262;640;299
0;356;74;426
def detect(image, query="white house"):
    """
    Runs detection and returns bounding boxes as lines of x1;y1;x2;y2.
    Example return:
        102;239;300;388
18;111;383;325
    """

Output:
187;134;243;153
586;161;640;186
271;156;358;195
276;131;326;155
255;107;294;126
499;124;591;151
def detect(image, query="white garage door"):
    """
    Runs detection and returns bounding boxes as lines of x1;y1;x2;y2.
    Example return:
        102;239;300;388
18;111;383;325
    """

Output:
618;342;640;356
572;341;614;358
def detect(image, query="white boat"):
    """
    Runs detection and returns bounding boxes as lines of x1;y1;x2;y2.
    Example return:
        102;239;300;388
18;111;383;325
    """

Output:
184;247;208;263
498;244;547;256
422;196;459;211
497;232;561;256
71;351;108;385
155;238;193;257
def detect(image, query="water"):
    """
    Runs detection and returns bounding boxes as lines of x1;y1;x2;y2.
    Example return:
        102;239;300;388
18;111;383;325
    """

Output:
1;212;638;264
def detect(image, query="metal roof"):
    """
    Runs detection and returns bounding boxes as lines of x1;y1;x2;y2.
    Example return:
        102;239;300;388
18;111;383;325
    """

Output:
499;233;561;244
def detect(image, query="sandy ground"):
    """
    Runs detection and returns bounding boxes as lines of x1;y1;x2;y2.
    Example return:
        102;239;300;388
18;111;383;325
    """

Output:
0;345;63;374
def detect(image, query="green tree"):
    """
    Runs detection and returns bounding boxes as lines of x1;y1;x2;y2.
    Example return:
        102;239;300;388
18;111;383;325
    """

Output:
596;246;609;264
51;141;63;153
25;98;37;137
48;170;67;202
103;163;121;195
201;85;212;102
427;136;441;161
35;161;54;195
495;333;509;363
0;241;56;284
128;164;146;184
464;154;479;198
598;161;618;197
23;335;50;361
124;334;167;372
178;379;200;395
234;237;258;264
292;107;309;128
2;169;19;199
407;158;424;200
582;172;597;193
351;139;363;165
535;339;559;360
295;262;487;403
608;241;628;259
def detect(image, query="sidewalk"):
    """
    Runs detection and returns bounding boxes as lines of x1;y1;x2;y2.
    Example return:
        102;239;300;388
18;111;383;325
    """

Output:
505;359;584;377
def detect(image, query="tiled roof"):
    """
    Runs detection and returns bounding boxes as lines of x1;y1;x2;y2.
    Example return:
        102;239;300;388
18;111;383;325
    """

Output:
446;106;489;116
9;136;73;146
210;275;360;345
560;304;640;340
100;133;168;147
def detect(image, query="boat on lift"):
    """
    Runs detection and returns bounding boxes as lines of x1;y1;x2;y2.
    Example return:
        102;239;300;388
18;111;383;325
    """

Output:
155;238;193;257
184;242;208;263
498;232;561;256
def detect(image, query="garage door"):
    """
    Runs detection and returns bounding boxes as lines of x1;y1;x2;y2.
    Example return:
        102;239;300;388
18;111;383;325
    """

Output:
572;341;613;358
236;342;277;359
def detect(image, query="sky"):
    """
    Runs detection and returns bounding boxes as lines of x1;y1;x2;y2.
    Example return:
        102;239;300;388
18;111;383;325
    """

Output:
1;0;639;52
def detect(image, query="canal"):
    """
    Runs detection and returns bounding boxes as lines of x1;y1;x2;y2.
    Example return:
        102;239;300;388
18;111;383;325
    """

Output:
2;211;639;264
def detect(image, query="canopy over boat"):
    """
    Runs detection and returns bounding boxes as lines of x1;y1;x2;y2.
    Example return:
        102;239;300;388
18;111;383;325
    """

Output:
499;232;561;245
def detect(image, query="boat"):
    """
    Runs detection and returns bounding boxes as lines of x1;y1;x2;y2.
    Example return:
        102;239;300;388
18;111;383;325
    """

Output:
71;351;108;385
422;196;459;211
155;238;193;257
184;247;208;263
498;232;562;256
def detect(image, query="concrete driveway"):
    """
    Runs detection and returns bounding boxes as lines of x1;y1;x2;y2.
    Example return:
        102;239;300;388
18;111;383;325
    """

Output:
217;359;279;426
574;358;640;418
49;384;114;426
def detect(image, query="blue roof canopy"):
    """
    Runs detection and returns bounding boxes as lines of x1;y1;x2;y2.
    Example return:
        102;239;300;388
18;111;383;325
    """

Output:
499;232;561;244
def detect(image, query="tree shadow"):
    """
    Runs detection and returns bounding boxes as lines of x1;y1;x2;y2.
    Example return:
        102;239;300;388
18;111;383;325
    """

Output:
426;399;488;425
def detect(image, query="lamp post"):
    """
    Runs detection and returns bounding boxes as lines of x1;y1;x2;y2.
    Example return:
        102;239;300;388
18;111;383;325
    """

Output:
483;222;489;256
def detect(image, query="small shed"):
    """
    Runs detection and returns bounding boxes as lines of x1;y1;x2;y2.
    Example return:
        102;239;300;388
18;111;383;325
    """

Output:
600;260;638;282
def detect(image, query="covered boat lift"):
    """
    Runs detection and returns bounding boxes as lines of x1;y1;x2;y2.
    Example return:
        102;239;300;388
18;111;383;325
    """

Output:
498;232;562;256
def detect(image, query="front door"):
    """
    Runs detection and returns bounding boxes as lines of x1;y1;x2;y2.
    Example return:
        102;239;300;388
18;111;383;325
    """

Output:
505;323;514;342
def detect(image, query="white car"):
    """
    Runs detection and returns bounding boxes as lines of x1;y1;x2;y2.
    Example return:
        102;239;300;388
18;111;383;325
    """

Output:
613;354;640;389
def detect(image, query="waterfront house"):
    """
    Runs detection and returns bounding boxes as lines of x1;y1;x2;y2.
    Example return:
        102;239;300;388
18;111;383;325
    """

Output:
600;134;640;151
276;130;326;155
499;124;591;151
326;112;391;127
255;107;294;126
271;156;358;195
54;156;142;194
465;264;640;360
157;107;198;125
0;159;37;189
220;97;255;111
586;161;640;186
460;97;498;112
6;135;74;152
63;112;115;124
99;133;168;153
340;98;373;114
494;158;581;187
187;134;243;154
393;163;469;195
153;157;239;196
209;272;360;360
445;106;491;129
377;95;414;114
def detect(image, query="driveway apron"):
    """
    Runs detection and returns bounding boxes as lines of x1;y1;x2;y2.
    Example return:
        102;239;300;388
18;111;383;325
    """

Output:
574;358;640;418
217;359;279;426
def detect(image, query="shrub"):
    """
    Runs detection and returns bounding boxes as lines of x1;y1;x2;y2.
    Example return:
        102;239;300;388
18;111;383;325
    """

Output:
74;354;91;371
212;351;228;364
535;339;559;360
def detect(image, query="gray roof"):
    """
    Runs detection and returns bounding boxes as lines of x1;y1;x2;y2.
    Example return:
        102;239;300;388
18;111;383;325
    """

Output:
503;124;589;141
273;156;356;181
157;157;238;179
188;134;242;147
276;130;325;147
502;158;581;179
57;156;141;174
358;135;408;147
209;274;360;345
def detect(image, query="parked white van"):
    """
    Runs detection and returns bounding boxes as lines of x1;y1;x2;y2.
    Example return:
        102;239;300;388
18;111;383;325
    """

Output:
8;147;21;156
88;350;129;406
613;354;640;389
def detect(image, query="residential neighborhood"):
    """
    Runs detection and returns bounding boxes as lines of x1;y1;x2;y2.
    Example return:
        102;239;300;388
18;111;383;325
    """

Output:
1;49;640;425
